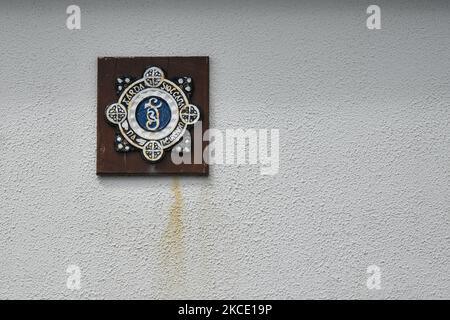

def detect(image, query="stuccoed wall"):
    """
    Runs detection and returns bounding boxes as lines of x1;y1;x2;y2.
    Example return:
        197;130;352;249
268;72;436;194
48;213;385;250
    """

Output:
0;0;449;299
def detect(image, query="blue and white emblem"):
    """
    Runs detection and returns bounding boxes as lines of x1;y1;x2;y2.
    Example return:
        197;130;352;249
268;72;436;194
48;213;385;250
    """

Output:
105;66;200;162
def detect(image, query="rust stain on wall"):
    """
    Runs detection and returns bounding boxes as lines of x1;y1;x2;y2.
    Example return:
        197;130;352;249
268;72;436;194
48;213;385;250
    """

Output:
160;177;185;295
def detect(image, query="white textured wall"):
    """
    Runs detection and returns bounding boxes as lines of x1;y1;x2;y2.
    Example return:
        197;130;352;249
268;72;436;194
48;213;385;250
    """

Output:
1;0;449;299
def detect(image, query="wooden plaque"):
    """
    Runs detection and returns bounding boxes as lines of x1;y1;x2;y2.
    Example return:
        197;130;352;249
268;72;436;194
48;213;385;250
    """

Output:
97;56;209;175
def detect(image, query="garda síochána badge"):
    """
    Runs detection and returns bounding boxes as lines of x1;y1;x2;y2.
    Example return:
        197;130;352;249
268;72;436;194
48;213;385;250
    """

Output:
105;66;200;162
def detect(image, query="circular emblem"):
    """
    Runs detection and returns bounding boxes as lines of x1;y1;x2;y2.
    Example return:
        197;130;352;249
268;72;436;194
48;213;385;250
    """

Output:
135;96;171;131
105;66;200;161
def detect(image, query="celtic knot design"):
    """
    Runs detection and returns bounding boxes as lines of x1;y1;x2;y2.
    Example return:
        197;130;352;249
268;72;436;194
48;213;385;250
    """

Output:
180;104;200;124
106;103;127;124
144;67;163;87
143;141;163;161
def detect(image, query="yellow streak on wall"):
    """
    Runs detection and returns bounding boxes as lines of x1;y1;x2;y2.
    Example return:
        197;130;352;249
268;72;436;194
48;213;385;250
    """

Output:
160;177;185;296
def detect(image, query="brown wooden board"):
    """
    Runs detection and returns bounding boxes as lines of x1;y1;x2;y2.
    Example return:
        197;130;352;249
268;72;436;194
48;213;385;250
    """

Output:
97;56;209;175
